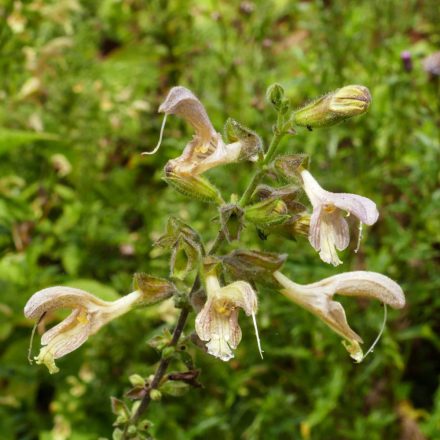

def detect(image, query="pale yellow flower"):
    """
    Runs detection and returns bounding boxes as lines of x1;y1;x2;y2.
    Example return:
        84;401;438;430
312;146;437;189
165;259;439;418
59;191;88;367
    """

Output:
195;273;262;361
143;86;260;175
274;270;405;362
301;169;379;266
24;287;147;373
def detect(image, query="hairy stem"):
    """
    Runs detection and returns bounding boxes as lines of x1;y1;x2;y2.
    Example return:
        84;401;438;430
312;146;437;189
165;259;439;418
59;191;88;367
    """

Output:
129;306;190;427
238;130;285;207
124;132;278;434
263;130;285;165
125;229;225;434
238;169;264;207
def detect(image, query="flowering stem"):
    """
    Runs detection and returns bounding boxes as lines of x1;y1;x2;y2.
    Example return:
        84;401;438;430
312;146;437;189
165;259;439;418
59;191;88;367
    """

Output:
125;229;226;434
238;169;264;207
263;130;285;165
129;306;190;428
125;152;273;434
238;130;285;207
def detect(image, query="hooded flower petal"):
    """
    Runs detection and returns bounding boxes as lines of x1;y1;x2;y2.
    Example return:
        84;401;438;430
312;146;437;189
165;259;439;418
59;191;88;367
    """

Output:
220;281;258;317
195;275;262;361
273;270;405;361
148;86;259;176
159;86;216;145
25;286;147;373
313;271;406;309
159;86;235;176
328;193;378;226
24;286;108;319
301;169;379;265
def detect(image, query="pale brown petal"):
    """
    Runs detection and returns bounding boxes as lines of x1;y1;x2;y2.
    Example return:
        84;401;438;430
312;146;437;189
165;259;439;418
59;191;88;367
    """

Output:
195;298;215;342
24;286;109;319
226;309;242;350
315;215;345;266
195;299;242;361
327;212;350;251
26;288;145;373
308;206;322;251
329;193;379;226
320;271;405;309
325;301;363;343
159;86;216;145
220;281;258;316
273;270;405;354
40;310;92;359
300;169;326;207
41;309;82;345
274;272;362;342
195;276;260;361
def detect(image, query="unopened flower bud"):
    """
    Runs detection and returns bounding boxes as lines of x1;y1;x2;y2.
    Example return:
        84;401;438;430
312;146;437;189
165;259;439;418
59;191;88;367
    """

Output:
173;291;189;309
266;83;286;111
128;374;145;388
293;85;371;129
162;346;176;359
253;184;305;214
149;389;162;401
164;166;223;204
273;213;310;239
245;198;290;228
290;213;310;236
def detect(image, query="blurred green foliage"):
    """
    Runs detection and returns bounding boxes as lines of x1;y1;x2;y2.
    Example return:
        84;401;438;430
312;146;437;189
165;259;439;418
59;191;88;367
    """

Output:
0;0;439;439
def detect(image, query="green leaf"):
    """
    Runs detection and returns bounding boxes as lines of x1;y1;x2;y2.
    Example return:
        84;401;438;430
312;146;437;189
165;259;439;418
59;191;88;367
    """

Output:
66;279;120;301
0;128;59;156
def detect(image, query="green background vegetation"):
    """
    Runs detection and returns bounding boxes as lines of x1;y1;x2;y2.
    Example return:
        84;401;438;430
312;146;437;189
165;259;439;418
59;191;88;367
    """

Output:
0;0;439;438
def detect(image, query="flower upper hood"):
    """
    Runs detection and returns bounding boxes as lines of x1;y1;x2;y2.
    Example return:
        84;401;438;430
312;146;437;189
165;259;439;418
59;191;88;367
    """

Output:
145;86;260;176
25;286;146;373
195;274;262;361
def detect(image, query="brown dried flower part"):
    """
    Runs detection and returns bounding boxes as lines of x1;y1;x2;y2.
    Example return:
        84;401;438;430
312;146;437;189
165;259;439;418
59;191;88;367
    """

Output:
222;249;287;283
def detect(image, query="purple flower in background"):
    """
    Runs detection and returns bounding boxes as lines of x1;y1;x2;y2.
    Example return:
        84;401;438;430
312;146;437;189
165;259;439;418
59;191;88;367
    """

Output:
400;50;412;72
423;52;440;76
